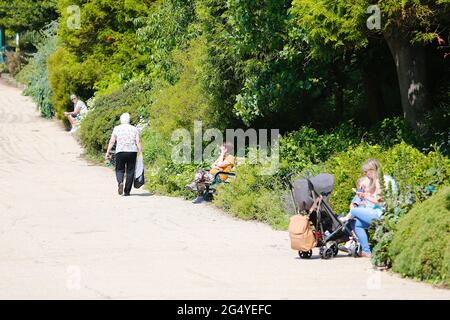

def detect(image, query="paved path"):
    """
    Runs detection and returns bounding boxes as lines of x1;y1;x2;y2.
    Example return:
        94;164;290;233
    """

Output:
0;80;448;299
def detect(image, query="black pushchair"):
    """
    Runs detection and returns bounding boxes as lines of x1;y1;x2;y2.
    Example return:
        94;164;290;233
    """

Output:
285;173;361;259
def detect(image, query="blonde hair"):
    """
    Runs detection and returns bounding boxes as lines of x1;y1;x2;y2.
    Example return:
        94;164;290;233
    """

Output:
361;158;381;194
357;176;368;190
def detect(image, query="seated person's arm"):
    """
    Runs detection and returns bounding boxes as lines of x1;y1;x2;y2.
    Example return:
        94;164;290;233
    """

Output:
359;191;382;204
212;153;233;170
213;159;232;170
211;150;225;169
72;105;81;116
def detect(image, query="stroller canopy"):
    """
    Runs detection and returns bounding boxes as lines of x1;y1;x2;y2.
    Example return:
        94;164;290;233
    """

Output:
292;173;334;212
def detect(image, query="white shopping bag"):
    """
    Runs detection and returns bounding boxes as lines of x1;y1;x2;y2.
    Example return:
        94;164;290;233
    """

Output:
134;153;145;188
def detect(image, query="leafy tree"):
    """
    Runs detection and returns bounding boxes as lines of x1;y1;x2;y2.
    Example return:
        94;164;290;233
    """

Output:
0;0;58;32
291;0;450;131
195;0;244;128
380;0;450;130
196;0;320;130
48;0;156;119
136;0;199;84
56;0;155;83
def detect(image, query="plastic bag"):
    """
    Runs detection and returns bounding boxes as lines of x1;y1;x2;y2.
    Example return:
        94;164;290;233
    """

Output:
134;154;145;189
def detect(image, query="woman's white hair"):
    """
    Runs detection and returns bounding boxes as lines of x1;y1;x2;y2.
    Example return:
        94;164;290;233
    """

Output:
120;112;130;124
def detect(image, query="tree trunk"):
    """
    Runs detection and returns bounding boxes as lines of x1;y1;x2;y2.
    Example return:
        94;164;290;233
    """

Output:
384;31;428;131
362;62;384;124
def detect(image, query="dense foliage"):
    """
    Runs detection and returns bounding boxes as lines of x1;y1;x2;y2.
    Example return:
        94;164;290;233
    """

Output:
389;187;450;287
47;0;155;119
0;0;58;32
16;22;57;117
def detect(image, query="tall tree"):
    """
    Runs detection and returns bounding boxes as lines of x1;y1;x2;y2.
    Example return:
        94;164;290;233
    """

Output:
291;0;450;131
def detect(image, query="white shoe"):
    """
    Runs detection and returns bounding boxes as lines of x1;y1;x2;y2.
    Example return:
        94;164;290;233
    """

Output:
339;214;353;223
344;240;354;250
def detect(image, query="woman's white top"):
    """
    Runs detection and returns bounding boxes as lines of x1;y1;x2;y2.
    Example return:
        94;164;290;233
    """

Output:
112;124;139;153
75;100;88;115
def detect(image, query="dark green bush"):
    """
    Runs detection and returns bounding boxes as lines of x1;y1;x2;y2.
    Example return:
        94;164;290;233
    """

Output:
423;104;450;156
389;187;450;287
279;122;363;174
78;81;151;155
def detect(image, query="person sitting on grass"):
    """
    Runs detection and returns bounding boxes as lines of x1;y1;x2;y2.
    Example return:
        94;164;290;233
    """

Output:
186;142;235;204
64;94;88;133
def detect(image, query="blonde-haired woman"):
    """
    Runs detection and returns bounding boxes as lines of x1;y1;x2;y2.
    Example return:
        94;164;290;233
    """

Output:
340;159;386;257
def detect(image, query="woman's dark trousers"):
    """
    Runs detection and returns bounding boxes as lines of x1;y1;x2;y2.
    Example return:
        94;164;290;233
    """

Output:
115;152;137;195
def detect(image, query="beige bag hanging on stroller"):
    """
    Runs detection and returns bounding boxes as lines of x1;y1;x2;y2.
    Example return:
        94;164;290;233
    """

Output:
288;214;317;252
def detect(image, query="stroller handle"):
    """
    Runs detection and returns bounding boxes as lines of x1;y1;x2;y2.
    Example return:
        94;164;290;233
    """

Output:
281;172;294;187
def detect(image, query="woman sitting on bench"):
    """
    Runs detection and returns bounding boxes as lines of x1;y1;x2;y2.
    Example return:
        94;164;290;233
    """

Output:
186;142;235;204
339;158;396;258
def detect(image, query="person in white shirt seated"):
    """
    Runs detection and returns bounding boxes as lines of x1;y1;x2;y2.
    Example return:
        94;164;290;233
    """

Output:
64;94;88;133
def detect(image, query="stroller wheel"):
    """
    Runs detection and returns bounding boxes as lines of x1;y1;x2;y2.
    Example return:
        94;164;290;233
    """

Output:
320;247;333;259
350;242;361;257
298;250;312;259
331;243;339;257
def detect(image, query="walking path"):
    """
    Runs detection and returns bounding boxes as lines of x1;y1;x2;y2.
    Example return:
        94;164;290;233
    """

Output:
0;80;448;299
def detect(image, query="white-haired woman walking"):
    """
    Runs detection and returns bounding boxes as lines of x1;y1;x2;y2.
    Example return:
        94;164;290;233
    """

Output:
104;113;142;196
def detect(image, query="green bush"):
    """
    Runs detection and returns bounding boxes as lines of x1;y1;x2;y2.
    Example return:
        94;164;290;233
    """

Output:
78;81;150;155
16;21;57;118
382;142;450;203
389;187;450;287
145;158;201;198
48;47;102;120
140;127;202;198
317;141;450;215
47;0;153;121
214;164;289;230
315;141;450;268
279;122;363;174
320;144;383;214
0;63;6;73
149;37;218;136
423;104;450;156
136;0;199;84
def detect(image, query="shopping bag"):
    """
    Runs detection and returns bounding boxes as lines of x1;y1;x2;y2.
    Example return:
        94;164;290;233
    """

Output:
134;153;145;189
